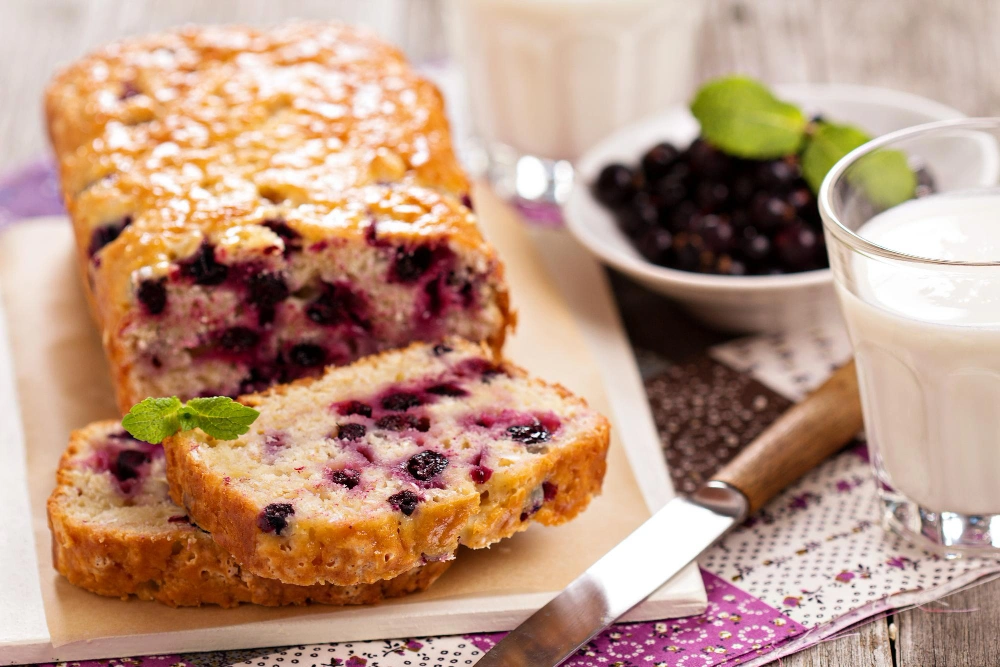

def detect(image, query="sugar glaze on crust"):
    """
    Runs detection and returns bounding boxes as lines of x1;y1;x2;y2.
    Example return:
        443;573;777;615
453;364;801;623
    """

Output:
45;23;512;412
164;338;610;587
47;420;450;607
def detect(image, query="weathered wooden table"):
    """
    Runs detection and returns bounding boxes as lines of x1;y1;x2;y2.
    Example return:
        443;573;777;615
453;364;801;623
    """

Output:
2;1;998;665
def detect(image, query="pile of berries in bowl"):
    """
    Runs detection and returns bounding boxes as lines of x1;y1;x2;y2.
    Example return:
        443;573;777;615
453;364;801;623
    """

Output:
564;77;963;333
593;137;826;276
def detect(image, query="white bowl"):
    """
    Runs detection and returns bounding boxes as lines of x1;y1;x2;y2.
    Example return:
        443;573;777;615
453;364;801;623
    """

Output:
564;84;965;333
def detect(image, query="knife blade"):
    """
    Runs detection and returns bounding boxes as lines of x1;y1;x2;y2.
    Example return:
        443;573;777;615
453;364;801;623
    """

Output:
477;360;862;666
475;483;747;667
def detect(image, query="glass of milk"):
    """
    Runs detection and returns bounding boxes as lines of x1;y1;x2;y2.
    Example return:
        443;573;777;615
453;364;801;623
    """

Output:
444;0;705;207
820;118;1000;556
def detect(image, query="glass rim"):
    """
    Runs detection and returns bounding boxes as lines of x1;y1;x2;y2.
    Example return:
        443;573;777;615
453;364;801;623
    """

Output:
818;116;1000;267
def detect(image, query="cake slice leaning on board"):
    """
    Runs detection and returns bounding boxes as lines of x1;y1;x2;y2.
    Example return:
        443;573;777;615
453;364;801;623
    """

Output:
163;339;611;587
44;22;513;414
48;420;451;607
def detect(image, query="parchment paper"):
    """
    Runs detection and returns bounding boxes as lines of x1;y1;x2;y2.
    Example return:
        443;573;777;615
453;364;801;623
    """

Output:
0;187;683;647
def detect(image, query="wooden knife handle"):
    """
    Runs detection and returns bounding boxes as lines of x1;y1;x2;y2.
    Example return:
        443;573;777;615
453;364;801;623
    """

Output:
712;360;863;514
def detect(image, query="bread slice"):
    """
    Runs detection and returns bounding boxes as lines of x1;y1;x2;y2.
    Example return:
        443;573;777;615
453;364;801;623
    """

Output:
164;338;610;587
48;420;450;607
44;23;512;413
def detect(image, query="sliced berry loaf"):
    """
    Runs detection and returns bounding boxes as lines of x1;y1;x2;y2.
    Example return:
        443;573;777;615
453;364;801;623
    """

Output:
164;338;610;587
48;420;450;607
45;23;512;413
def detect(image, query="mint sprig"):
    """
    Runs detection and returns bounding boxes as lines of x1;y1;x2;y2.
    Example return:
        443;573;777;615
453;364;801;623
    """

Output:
690;76;807;159
800;122;871;193
690;76;917;207
845;144;917;209
122;396;259;443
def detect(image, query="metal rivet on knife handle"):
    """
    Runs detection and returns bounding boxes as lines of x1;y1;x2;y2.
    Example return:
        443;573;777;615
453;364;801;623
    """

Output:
712;360;863;514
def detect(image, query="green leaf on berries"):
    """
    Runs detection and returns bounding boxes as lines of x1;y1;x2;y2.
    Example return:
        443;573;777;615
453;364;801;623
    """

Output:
802;122;916;207
847;148;918;209
801;122;871;192
690;76;807;159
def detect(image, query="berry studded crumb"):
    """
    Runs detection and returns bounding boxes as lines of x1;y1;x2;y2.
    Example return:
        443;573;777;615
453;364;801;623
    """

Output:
47;420;452;607
49;23;513;415
257;503;295;535
162;338;611;586
388;490;421;516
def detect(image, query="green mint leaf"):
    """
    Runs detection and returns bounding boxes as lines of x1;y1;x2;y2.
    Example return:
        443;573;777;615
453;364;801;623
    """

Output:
185;396;260;440
122;396;260;443
801;122;872;193
121;396;184;444
690;75;807;159
802;122;916;208
177;406;199;432
846;147;918;209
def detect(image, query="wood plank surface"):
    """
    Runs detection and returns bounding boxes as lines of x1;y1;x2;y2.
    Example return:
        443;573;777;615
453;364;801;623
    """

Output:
782;617;895;667
1;1;997;665
896;579;1000;667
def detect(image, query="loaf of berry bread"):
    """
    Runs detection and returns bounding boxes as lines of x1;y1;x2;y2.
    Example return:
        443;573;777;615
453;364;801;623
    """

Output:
48;420;450;607
45;23;512;413
164;339;610;587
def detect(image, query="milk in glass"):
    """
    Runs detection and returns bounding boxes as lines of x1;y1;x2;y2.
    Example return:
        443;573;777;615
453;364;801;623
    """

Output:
838;190;1000;515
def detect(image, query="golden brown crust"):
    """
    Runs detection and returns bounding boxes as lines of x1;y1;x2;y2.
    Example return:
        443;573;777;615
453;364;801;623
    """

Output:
164;339;611;587
48;421;450;607
45;23;513;413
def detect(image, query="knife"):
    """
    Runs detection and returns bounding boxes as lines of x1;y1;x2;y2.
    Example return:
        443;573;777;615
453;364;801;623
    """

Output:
477;360;862;666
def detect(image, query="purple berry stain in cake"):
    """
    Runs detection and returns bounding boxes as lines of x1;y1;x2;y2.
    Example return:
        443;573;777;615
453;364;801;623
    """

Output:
90;433;163;495
306;281;370;330
218;326;261;353
470;450;493;484
289;343;327;368
112;449;150;482
406;450;449;481
471;465;493;484
506;422;551;446
337;423;367;441
329;468;361;489
382;242;473;332
167;514;191;524
423;381;468;398
257;502;294;535
180;243;229;285
455;357;504;382
119;81;141;100
390;245;435;283
388;490;420;516
246;272;289;325
543;481;558;501
465;410;561;453
520;486;546;521
239;367;274;395
261;218;302;254
335;400;374;418
262;432;287;460
381;391;423;412
136;278;167;315
460;193;474;211
376;414;430;433
88;215;132;257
